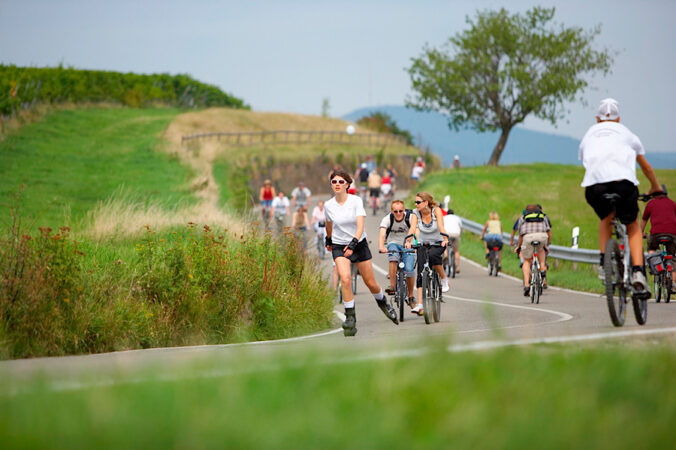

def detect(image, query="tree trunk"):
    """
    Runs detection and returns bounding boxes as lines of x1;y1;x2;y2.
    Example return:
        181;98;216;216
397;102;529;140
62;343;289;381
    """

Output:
487;127;512;166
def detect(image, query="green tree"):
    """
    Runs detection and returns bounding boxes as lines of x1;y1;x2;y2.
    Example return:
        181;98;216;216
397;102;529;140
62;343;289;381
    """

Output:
356;111;414;145
406;7;613;166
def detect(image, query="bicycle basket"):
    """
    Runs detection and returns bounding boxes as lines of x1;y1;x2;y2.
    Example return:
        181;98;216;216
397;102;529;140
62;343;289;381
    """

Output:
647;253;665;275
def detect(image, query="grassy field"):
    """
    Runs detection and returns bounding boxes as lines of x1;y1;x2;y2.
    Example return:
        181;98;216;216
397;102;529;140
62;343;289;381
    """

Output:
1;340;674;449
417;164;676;292
0;107;194;230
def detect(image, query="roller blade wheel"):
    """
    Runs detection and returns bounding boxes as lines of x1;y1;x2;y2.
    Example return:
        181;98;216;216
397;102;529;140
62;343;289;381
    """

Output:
342;309;357;337
377;300;399;325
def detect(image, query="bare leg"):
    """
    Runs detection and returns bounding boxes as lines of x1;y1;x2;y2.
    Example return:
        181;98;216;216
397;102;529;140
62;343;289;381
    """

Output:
335;257;355;303
599;214;614;253
355;260;381;293
626;220;644;266
523;259;532;287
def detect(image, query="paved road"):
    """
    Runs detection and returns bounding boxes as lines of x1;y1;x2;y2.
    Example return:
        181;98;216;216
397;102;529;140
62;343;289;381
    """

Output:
3;193;676;383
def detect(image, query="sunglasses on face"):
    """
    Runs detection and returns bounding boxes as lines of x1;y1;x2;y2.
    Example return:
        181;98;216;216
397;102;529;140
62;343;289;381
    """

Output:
392;209;405;213
331;179;347;185
415;200;424;204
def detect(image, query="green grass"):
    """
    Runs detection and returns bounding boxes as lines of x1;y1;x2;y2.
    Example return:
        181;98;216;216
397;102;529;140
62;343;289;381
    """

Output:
0;107;194;230
417;163;676;293
1;342;674;449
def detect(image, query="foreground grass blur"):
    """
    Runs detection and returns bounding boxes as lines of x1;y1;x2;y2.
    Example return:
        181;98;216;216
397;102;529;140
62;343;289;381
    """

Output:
1;341;673;449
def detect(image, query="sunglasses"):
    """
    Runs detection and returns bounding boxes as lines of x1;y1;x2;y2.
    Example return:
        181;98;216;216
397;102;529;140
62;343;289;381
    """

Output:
415;200;424;204
331;179;347;185
392;210;405;213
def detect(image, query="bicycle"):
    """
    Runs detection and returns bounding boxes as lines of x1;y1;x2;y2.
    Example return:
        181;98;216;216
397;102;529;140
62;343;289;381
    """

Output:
381;248;416;323
487;240;502;277
261;204;272;230
407;233;447;324
647;237;673;304
274;213;286;234
603;193;650;327
370;191;379;216
443;237;456;279
315;224;327;259
527;240;543;304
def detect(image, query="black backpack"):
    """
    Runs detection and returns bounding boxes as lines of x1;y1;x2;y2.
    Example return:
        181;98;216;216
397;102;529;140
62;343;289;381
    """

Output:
523;210;545;223
386;209;412;238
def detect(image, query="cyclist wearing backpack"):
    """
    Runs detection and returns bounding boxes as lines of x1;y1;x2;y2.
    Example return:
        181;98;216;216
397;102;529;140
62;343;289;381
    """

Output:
515;204;551;297
580;98;661;295
641;190;676;291
378;200;415;307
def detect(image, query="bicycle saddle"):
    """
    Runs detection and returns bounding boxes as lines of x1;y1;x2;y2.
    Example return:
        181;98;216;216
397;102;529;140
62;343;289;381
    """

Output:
531;241;541;246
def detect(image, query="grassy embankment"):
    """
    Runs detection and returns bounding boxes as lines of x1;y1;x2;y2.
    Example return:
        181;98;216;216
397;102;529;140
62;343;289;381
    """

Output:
1;341;674;448
164;108;429;212
417;164;676;293
0;107;334;359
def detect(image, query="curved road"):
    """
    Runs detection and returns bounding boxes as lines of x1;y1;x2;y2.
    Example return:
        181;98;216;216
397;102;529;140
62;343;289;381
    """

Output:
2;193;676;384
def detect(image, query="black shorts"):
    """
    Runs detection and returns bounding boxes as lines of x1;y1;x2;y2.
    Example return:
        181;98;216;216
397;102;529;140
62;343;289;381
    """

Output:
416;244;445;287
585;180;639;225
369;188;380;197
647;233;676;254
332;238;372;263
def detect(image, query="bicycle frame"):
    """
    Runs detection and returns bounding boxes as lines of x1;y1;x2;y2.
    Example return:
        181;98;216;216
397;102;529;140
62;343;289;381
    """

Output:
381;248;415;322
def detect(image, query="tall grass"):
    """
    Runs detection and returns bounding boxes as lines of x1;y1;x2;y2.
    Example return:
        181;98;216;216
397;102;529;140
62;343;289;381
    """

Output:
1;343;674;449
0;198;334;359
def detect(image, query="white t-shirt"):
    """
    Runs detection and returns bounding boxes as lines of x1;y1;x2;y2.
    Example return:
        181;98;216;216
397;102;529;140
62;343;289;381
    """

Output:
311;206;325;224
324;194;367;245
443;214;462;236
271;196;290;214
411;165;424;179
380;213;411;246
291;187;311;203
579;121;645;187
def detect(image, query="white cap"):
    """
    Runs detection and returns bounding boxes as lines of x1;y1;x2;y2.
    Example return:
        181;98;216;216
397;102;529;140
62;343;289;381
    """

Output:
596;98;620;121
454;155;459;160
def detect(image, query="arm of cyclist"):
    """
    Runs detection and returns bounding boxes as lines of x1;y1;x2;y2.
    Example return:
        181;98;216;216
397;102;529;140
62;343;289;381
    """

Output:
435;207;449;247
547;229;552;246
510;228;516;246
480;221;488;240
516;233;523;253
640;218;648;238
378;226;388;254
637;155;661;194
404;214;419;248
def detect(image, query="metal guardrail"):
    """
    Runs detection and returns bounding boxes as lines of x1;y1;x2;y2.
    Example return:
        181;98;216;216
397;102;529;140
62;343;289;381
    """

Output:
181;130;409;147
458;216;600;265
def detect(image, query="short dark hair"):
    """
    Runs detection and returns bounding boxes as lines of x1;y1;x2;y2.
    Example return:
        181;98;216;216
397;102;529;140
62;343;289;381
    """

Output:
448;209;454;214
330;170;353;185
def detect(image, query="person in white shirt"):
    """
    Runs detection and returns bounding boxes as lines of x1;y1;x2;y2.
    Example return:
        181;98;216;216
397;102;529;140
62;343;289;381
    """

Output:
324;170;399;336
291;182;311;209
270;191;290;226
443;209;463;274
579;98;660;296
378;200;415;306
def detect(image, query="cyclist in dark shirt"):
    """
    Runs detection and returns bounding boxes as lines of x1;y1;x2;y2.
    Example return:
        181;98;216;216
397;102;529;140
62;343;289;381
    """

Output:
641;190;676;291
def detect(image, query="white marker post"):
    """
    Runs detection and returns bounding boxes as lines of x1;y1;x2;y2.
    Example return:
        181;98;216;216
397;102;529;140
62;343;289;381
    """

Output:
346;125;355;135
444;195;451;210
572;226;580;270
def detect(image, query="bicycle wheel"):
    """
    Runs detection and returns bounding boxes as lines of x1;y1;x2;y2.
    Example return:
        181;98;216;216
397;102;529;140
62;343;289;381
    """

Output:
533;271;541;304
443;258;450;277
450;252;456;278
654;274;662;303
632;292;648;325
665;272;672;303
351;263;358;295
396;272;407;323
605;239;627;327
432;273;441;322
422;272;433;325
338;279;343;304
487;250;493;276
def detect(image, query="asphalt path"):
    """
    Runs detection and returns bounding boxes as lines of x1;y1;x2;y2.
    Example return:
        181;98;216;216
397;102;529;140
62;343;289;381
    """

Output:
3;192;676;384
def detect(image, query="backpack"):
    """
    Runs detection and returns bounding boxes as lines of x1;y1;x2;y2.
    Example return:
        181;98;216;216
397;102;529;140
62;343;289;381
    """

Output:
386;209;412;239
523;210;545;223
358;168;369;182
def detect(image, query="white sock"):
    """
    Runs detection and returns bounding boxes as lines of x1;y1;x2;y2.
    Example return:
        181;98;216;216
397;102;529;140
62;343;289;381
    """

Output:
373;289;385;301
344;300;355;309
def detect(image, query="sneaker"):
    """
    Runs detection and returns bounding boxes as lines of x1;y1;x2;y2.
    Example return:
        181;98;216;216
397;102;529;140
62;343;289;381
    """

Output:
407;297;416;309
441;278;450;293
385;286;396;295
411;304;423;316
377;299;399;325
631;271;650;296
342;308;357;337
523;286;530;297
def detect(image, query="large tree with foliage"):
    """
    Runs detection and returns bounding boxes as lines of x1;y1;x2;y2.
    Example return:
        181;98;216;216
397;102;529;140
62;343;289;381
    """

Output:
406;7;613;165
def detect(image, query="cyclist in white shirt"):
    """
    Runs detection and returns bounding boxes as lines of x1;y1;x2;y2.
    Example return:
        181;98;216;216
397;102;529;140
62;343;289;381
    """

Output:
579;98;661;296
291;182;311;209
378;200;415;307
324;170;399;336
270;192;290;226
311;200;327;238
443;208;463;274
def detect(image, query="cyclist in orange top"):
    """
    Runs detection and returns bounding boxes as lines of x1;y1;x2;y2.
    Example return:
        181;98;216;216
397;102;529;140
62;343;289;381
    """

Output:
259;179;276;223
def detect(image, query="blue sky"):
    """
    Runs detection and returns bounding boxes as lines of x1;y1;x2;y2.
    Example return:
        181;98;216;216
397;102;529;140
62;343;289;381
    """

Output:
1;0;674;154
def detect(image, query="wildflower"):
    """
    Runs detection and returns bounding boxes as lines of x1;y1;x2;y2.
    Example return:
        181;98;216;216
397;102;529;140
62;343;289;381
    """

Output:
114;259;123;265
188;273;193;279
64;298;70;303
145;312;154;318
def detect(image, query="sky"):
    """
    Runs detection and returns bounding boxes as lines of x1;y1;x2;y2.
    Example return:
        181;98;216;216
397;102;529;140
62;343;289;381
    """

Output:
1;0;675;154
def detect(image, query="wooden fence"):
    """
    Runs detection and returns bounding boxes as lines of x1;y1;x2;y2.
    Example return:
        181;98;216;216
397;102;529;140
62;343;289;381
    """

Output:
181;130;409;147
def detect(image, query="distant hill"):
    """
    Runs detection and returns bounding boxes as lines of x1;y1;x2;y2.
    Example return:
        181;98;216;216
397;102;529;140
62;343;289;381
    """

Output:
343;105;676;169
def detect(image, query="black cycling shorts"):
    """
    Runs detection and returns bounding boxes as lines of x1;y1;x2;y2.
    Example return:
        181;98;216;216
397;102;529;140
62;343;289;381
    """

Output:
416;244;445;288
369;188;380;197
332;238;372;263
585;180;639;225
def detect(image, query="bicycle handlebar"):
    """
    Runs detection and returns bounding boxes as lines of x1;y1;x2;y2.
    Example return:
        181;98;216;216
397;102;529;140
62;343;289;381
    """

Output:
379;249;416;254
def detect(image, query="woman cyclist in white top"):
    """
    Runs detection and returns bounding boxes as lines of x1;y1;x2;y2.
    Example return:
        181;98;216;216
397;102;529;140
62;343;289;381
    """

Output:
324;170;399;336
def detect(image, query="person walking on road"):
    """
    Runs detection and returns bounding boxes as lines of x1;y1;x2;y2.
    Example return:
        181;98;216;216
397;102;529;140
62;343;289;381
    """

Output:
579;98;660;296
405;192;450;316
324;170;399;336
378;200;416;307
